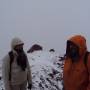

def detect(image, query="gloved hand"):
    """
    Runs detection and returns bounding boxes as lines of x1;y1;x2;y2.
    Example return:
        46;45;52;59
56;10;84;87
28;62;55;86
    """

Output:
28;83;32;90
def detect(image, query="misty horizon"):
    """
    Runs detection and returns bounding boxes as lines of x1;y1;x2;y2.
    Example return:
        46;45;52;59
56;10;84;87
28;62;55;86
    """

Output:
0;0;90;59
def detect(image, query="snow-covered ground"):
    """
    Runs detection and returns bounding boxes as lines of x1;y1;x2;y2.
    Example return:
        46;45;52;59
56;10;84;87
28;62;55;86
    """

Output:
0;51;64;90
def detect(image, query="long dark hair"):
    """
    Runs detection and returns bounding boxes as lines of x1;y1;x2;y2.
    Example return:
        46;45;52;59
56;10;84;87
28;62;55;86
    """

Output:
17;52;28;71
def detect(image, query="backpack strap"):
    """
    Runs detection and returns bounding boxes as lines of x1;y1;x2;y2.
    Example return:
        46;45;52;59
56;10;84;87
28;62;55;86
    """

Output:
9;51;14;81
84;52;90;67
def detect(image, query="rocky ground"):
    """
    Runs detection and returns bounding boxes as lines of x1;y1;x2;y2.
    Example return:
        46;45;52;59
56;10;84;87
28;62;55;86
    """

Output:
0;51;64;90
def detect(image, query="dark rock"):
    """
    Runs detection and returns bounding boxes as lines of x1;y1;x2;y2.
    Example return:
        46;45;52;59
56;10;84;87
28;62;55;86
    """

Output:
27;44;43;53
49;49;55;52
0;76;2;80
48;73;54;78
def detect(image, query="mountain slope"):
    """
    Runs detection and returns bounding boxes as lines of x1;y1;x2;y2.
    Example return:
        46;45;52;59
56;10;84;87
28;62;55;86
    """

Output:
0;51;63;90
28;51;63;90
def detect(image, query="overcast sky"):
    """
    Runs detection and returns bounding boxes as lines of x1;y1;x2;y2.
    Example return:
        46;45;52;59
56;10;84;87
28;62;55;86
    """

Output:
0;0;90;59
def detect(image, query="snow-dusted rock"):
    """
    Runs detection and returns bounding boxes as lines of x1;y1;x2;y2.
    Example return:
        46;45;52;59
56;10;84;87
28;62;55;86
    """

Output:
28;51;63;90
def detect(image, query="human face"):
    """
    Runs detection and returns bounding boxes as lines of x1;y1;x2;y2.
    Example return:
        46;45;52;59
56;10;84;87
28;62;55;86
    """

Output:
14;44;24;53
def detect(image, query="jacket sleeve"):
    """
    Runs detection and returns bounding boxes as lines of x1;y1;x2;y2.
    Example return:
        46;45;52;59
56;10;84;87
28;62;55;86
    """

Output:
2;55;11;90
27;59;32;84
87;54;90;90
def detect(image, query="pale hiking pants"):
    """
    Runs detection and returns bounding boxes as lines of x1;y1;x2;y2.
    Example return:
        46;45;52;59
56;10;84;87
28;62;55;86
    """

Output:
11;81;27;90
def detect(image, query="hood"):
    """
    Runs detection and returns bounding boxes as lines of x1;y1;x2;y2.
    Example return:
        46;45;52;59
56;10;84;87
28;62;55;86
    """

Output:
11;37;24;50
68;35;87;56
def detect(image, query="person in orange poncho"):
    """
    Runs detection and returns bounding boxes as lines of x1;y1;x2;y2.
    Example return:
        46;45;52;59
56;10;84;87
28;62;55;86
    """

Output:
63;35;90;90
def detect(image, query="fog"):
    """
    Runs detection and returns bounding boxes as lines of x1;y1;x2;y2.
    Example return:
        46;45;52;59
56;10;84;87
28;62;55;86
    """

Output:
0;0;90;59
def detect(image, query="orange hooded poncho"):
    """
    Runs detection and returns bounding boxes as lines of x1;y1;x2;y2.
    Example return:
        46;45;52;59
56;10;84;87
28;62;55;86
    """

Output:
63;35;90;90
